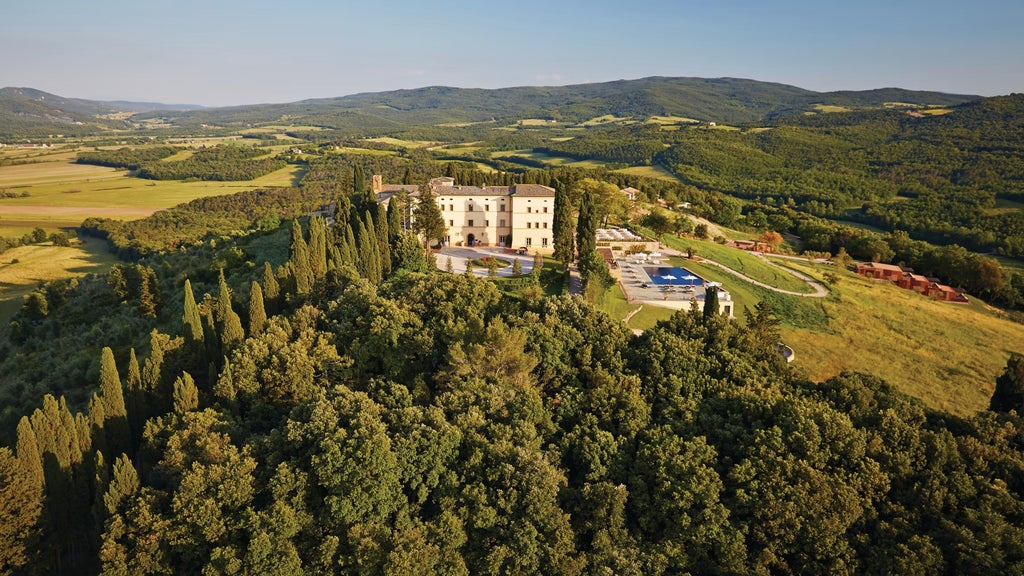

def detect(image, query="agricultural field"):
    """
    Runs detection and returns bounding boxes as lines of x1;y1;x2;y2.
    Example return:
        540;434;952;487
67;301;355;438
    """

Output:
613;164;682;181
0;155;302;236
0;236;117;321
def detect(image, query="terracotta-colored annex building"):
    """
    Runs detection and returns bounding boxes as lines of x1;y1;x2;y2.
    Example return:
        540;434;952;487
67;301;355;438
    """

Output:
856;262;968;302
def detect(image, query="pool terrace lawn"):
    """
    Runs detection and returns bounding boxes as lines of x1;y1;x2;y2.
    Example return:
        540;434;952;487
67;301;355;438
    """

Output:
654;233;815;294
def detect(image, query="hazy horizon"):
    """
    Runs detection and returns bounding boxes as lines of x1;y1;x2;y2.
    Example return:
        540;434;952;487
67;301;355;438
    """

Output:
2;0;1021;107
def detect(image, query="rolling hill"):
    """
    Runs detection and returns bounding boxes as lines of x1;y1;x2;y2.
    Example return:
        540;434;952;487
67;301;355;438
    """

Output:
2;77;979;139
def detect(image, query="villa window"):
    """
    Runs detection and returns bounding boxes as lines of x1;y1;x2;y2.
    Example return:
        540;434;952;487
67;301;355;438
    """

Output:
468;219;474;227
468;205;473;211
526;237;532;247
500;204;506;212
499;219;505;227
543;206;548;213
526;222;531;229
449;220;454;227
527;207;532;213
485;220;489;227
449;204;453;211
485;205;490;211
543;222;548;229
542;238;548;247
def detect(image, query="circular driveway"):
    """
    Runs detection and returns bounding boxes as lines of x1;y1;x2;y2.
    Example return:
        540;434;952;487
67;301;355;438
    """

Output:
434;246;536;277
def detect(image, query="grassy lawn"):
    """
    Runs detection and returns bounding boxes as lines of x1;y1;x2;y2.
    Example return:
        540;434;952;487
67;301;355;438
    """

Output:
777;259;1024;416
598;284;675;330
0;236;118;322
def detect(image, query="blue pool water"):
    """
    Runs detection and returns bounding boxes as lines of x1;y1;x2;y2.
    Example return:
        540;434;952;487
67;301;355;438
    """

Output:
646;266;704;286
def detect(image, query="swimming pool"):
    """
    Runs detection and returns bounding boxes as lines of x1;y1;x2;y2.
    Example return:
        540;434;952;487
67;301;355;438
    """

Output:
645;266;705;286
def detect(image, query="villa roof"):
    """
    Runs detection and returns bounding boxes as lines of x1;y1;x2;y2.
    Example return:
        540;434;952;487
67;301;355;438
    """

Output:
510;184;555;197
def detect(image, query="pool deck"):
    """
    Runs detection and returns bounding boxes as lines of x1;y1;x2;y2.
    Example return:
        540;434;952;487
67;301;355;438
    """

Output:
615;256;732;312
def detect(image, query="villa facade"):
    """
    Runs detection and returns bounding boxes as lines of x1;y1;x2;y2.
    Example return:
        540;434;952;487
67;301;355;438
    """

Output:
373;176;556;253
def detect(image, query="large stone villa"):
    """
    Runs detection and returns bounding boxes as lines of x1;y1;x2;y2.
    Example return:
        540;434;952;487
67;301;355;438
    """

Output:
372;176;556;253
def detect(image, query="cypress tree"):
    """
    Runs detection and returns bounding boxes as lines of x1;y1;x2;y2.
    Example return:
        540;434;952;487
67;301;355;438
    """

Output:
125;348;144;448
333;194;352;233
374;208;392;277
139;267;161;318
387;195;403;240
261;262;279;315
202;307;220;368
214;358;236;403
87;393;107;459
0;446;43;574
103;454;139;517
703;286;720;319
142;330;165;400
289;219;313;295
446;257;455;274
217;270;245;352
513;258;522;276
173;372;199;414
99;347;130;458
309;216;328;280
576;190;597;261
552;181;575;263
15;416;44;492
249;281;267;336
182;278;203;343
344;223;358;267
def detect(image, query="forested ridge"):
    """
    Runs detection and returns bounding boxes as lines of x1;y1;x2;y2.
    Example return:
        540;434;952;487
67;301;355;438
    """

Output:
2;167;1024;574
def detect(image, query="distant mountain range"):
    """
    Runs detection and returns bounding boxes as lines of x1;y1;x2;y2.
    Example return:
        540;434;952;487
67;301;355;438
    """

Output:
0;77;983;138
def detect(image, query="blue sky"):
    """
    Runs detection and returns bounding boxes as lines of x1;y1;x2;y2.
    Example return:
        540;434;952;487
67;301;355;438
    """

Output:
2;0;1021;106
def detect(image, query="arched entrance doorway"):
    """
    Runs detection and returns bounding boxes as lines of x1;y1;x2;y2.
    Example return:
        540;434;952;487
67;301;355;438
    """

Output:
467;233;476;247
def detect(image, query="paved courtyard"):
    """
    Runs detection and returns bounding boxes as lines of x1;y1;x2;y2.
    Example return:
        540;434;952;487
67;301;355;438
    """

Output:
434;246;537;277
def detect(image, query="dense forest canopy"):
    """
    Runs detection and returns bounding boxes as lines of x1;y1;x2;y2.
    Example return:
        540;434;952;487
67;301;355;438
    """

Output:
3;196;1024;573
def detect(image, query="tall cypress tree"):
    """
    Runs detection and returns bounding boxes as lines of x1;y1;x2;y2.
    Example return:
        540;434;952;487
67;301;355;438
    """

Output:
703;286;720;319
217;271;245;353
261;262;280;315
103;454;139;517
552;180;574;263
309;215;328;280
374;208;392;277
99;347;130;458
142;330;165;403
249;281;267;336
15;416;44;494
182;279;203;343
173;373;199;414
576;190;597;262
125;348;144;449
87;393;107;459
289;219;313;296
